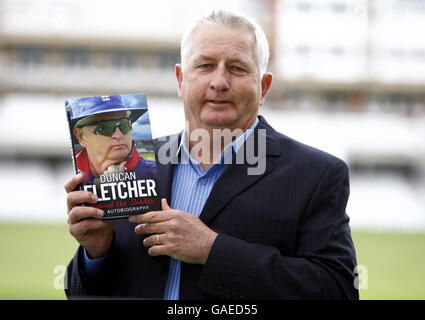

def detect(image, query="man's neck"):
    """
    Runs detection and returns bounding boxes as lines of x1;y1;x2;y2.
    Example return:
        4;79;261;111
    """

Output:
186;114;258;172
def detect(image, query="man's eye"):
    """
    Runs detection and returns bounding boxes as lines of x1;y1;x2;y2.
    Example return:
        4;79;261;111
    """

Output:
94;126;104;134
199;64;213;69
231;65;245;72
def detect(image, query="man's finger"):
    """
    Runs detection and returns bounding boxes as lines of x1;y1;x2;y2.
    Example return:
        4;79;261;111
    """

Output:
118;161;127;171
142;233;166;248
147;243;168;257
69;218;110;238
129;198;174;224
135;221;169;235
68;206;104;224
129;210;174;224
161;198;172;210
67;190;98;212
64;173;84;193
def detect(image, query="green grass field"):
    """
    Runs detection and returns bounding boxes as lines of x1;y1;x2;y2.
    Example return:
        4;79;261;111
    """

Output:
140;152;156;162
352;231;425;299
0;223;424;300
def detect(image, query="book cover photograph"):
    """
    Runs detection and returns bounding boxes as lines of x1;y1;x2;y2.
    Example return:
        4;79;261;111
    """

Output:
65;93;161;219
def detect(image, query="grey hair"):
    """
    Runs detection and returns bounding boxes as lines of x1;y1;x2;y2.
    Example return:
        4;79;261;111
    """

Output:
180;10;270;77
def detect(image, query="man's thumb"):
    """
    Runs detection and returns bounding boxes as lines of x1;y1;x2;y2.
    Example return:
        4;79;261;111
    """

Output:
161;198;172;211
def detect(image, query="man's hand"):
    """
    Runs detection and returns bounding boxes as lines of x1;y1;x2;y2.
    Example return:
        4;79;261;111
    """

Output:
129;199;218;265
103;161;127;176
94;161;128;185
65;173;115;259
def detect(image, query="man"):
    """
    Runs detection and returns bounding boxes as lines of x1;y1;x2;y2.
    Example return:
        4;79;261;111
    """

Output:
65;10;358;299
69;95;157;184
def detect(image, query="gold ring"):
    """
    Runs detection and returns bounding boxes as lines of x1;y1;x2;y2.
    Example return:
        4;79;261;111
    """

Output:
156;234;161;245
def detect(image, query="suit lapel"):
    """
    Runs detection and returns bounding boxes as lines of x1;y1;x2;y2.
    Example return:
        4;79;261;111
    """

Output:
155;117;281;225
199;116;281;225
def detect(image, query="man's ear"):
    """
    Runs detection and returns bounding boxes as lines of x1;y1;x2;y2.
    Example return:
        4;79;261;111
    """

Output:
73;128;86;148
259;72;273;106
176;64;183;99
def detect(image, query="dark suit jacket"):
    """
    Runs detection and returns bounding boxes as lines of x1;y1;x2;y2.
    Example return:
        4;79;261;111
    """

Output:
65;116;358;300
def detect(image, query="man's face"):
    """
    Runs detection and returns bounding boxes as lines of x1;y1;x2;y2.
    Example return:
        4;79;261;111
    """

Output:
74;111;132;176
176;24;272;132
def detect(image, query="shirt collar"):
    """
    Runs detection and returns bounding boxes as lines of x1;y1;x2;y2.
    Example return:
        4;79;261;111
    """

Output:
176;117;259;160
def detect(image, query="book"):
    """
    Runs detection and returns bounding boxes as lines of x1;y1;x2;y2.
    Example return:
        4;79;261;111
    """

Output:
65;93;161;219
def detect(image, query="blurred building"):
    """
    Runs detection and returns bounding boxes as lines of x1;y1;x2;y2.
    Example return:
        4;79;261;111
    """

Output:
274;0;425;101
0;0;269;96
271;0;425;231
0;0;424;230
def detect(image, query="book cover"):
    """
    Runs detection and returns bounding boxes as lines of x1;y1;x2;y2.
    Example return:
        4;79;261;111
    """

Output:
65;93;161;219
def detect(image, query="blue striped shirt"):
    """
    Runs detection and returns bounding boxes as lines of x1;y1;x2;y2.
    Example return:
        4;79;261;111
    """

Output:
164;118;259;300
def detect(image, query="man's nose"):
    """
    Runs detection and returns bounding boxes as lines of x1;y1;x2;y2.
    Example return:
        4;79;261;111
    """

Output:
111;125;124;137
209;65;230;92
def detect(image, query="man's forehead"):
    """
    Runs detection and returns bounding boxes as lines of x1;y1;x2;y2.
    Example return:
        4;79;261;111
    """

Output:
193;25;254;49
188;25;256;62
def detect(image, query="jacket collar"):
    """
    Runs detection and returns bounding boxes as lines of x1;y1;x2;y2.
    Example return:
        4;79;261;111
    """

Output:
154;115;281;224
199;115;280;225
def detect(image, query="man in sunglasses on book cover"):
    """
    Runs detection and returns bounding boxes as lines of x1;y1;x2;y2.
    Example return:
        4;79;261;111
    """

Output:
70;95;157;184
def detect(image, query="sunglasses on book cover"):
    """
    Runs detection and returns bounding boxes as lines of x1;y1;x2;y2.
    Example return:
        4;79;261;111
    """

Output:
83;118;132;136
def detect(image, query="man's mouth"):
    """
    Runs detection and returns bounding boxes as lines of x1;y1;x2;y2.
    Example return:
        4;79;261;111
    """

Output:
205;99;233;105
111;144;126;149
